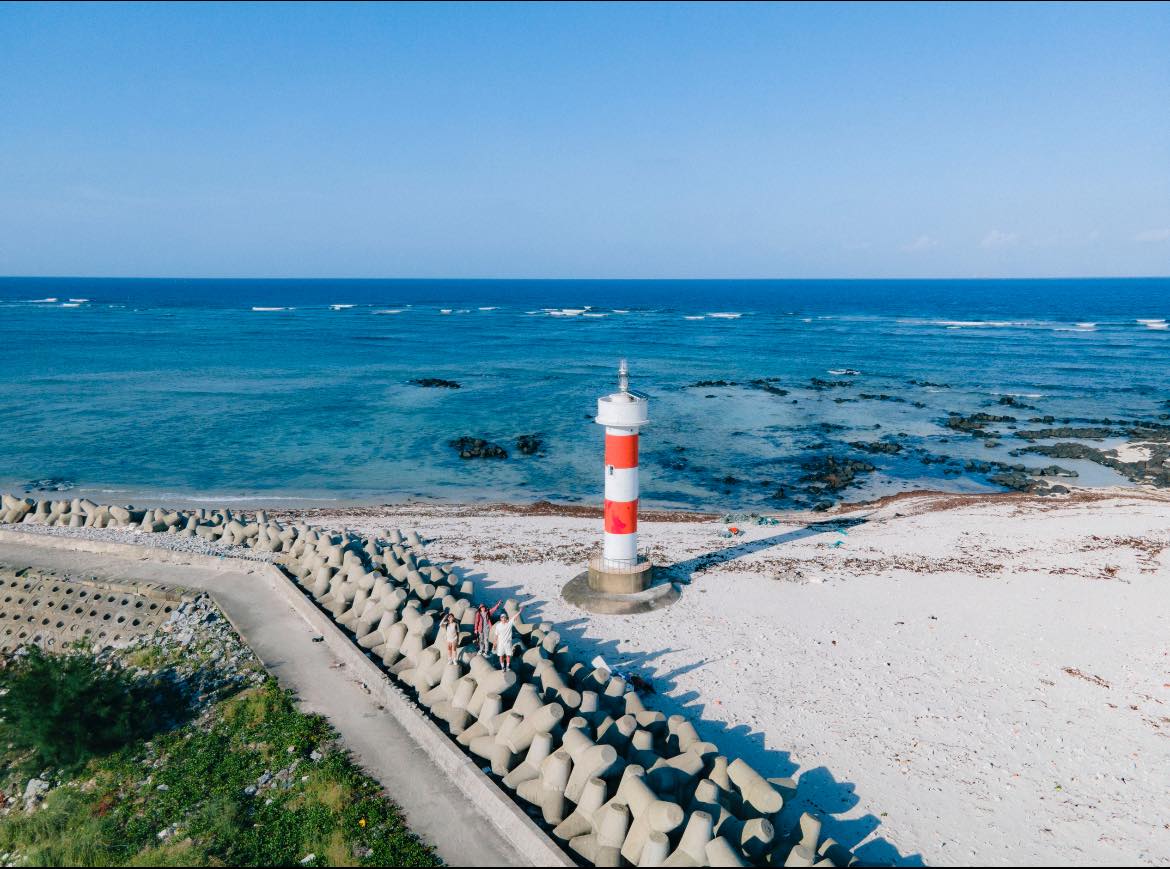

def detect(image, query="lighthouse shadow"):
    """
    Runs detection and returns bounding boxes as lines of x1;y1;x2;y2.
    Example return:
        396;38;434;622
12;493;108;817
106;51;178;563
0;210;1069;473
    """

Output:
657;515;870;585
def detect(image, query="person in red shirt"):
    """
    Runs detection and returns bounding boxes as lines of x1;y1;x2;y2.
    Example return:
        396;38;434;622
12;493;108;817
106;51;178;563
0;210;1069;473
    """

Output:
473;602;502;656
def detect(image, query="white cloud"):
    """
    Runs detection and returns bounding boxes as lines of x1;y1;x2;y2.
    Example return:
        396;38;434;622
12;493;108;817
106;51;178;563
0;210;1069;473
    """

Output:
980;229;1020;249
901;235;938;253
1135;227;1170;243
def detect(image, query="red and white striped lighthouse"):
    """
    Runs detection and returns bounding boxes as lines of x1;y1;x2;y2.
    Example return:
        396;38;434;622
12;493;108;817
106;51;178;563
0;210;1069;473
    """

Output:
565;358;673;610
596;359;649;569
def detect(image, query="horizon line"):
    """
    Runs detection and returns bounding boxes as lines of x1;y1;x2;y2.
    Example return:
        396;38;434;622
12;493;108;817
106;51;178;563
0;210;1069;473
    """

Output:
2;274;1169;282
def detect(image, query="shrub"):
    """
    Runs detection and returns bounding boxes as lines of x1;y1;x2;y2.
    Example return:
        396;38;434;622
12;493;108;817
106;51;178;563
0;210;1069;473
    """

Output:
0;645;186;772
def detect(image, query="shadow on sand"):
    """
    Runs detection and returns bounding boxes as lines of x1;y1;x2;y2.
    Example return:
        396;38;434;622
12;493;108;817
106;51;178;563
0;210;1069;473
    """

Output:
659;514;871;584
454;512;926;867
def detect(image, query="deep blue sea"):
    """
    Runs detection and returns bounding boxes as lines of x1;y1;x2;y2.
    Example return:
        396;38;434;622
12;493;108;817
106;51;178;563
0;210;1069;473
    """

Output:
1;277;1168;510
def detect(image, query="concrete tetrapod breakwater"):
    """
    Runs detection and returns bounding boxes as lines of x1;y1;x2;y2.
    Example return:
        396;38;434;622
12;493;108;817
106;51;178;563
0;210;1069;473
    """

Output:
0;492;861;867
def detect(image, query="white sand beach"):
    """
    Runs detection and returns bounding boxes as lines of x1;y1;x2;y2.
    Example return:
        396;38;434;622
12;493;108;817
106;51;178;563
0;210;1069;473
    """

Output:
275;489;1170;866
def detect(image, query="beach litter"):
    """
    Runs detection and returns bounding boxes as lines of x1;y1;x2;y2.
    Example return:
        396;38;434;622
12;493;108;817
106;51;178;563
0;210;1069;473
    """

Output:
718;512;781;528
720;511;754;523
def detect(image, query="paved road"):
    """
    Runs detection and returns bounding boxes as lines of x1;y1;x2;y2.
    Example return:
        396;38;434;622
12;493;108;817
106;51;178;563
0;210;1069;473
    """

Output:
0;536;521;868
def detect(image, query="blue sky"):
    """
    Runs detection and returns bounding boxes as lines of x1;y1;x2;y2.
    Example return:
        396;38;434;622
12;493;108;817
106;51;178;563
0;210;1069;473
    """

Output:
1;1;1167;278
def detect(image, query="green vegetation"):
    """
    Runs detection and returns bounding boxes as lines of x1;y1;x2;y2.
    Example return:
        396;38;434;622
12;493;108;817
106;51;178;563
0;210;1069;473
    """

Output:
0;645;186;774
0;636;437;867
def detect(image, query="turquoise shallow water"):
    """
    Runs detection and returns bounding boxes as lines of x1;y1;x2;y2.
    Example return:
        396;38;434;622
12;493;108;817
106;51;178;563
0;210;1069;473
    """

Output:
1;277;1168;510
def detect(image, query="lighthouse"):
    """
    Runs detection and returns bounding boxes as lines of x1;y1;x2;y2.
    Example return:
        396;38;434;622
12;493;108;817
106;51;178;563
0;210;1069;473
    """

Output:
564;359;677;613
589;359;653;593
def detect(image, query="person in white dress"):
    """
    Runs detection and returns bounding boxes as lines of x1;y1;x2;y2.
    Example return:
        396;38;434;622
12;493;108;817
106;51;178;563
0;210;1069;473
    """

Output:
493;612;515;670
489;603;526;673
443;612;459;663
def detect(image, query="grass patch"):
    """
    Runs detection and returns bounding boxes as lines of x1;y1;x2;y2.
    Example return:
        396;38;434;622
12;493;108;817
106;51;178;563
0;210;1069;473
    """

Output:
124;645;167;671
0;653;437;867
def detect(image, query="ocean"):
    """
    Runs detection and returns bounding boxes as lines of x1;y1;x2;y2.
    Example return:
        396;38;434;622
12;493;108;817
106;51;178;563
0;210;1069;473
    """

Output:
1;277;1168;510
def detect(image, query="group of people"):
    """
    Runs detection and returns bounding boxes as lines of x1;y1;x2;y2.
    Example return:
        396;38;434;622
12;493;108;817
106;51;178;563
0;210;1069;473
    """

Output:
440;600;525;670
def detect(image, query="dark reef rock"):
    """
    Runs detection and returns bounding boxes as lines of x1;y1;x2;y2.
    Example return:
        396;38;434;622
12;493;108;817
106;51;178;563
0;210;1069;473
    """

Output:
988;471;1040;492
908;379;951;388
919;453;952;465
411;378;461;389
1013;442;1102;461
657;446;689;471
749;379;789;396
799;455;876;493
1128;421;1170;442
1014;426;1116;441
810;377;853;390
449;437;508;459
1018;440;1170;487
944;412;1017;438
963;458;1076;492
515;434;543;455
688;379;738;388
997;395;1036;410
1035;465;1078;478
850;440;903;455
859;393;907;403
974;461;1043;492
